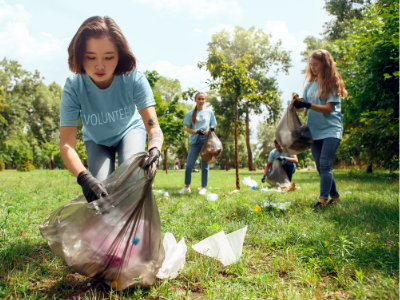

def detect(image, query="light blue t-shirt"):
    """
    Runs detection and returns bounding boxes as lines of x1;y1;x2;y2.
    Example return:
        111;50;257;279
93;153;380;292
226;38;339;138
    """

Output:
183;109;217;144
268;149;293;163
303;81;343;140
60;71;155;147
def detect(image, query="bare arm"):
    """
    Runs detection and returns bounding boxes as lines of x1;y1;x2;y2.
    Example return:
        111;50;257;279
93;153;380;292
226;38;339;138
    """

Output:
286;155;298;164
263;162;272;176
309;102;336;114
60;126;86;178
140;106;164;151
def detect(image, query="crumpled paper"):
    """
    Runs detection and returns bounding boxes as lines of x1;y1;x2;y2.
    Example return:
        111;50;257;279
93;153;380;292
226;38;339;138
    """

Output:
192;226;247;266
156;233;187;279
207;193;218;201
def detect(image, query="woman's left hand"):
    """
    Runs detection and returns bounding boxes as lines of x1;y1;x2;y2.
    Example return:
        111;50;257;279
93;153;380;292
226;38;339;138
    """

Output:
204;129;209;136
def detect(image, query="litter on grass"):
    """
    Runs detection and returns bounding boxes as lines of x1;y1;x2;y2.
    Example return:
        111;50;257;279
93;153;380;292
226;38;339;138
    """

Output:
154;190;170;198
252;205;262;212
242;177;257;189
278;182;297;192
206;193;218;201
192;226;247;266
229;190;239;195
259;185;282;193
262;200;291;211
156;233;187;280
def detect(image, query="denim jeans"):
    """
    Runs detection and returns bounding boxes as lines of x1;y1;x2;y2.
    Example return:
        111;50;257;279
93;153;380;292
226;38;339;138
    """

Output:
311;138;341;200
267;160;296;182
84;128;146;182
185;135;209;187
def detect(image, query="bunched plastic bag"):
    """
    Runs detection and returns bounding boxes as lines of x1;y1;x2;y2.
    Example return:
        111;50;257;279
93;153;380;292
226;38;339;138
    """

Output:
200;127;223;164
39;152;165;291
266;159;290;188
275;94;313;155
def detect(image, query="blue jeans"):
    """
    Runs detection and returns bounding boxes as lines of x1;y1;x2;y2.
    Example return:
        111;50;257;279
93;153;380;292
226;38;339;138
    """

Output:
311;138;341;200
267;160;296;182
185;135;209;187
84;128;146;182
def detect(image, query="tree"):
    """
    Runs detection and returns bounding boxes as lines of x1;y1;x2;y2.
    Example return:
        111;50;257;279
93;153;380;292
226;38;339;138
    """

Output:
207;26;290;171
199;51;260;189
154;77;182;103
331;2;399;170
41;141;59;170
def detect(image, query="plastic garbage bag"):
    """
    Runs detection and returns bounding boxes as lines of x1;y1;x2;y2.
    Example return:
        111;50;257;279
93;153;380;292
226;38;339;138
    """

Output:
242;177;257;189
275;97;313;155
39;152;165;291
266;160;290;187
206;193;218;201
192;226;247;266
156;233;187;280
200;127;223;164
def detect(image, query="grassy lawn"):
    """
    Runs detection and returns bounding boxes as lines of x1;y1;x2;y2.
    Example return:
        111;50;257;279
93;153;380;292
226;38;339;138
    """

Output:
0;168;398;299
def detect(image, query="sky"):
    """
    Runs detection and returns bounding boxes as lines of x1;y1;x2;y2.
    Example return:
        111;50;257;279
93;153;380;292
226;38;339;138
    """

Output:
0;0;332;143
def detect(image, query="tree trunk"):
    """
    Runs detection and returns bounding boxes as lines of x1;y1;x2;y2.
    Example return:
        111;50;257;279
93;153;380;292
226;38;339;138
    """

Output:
234;95;240;189
245;107;254;171
354;154;361;169
50;156;55;170
163;149;168;174
225;156;229;171
180;158;185;169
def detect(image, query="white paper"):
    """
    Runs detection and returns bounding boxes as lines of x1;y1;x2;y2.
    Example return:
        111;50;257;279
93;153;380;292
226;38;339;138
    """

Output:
156;233;187;279
192;226;247;266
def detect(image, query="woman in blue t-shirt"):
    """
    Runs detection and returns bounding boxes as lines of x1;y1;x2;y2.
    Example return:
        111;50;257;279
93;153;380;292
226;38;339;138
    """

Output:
293;49;348;209
179;92;217;195
59;16;164;203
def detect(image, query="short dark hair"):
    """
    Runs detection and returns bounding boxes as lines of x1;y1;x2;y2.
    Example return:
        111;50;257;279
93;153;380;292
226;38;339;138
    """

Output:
68;16;136;75
274;140;278;145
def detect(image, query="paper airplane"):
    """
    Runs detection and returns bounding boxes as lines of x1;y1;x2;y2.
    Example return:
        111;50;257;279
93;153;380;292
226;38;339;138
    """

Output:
192;226;247;266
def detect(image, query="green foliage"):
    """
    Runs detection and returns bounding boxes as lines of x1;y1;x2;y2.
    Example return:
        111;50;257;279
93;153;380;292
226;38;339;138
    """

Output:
0;159;4;171
332;2;399;170
154;76;182;103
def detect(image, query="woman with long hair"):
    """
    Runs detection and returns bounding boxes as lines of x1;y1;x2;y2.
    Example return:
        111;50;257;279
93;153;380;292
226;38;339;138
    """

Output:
179;92;216;195
293;49;348;209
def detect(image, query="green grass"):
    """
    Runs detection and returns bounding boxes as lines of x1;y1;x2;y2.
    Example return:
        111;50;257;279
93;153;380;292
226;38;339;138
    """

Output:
0;168;398;299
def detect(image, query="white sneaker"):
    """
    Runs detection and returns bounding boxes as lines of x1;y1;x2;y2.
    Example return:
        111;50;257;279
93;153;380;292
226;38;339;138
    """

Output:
199;188;207;195
179;186;191;194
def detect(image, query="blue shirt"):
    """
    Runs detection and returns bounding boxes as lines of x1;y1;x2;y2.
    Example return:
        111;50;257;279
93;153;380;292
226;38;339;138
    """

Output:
303;81;343;140
268;149;293;163
60;71;155;147
183;109;217;144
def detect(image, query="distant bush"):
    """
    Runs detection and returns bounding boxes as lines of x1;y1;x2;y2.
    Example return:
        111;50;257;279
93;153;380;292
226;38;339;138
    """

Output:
0;160;4;171
17;159;35;172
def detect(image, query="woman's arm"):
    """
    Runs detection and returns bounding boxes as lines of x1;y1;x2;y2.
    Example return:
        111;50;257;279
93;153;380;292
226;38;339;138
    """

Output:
186;125;197;134
60;126;86;178
263;162;272;176
309;102;336;114
286;155;298;164
140;106;164;151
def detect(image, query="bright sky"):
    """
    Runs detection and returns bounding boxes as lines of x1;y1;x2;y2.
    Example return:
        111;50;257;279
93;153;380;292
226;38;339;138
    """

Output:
0;0;332;143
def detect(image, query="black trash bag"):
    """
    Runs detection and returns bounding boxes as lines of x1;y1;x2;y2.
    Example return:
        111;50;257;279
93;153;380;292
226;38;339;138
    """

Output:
200;127;223;164
266;159;290;187
39;152;165;291
275;94;313;155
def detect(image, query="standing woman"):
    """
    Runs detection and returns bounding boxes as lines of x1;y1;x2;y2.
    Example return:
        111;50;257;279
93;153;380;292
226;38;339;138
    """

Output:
60;16;163;203
293;49;347;209
179;92;216;195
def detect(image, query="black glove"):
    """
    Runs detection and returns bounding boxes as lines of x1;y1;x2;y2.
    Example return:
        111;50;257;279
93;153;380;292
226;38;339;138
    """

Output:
261;175;266;183
77;170;108;203
276;156;286;162
293;99;311;109
141;147;161;168
196;129;205;135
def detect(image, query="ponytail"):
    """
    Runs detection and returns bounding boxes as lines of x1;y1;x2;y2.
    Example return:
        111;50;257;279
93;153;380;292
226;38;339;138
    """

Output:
192;105;198;124
192;92;206;124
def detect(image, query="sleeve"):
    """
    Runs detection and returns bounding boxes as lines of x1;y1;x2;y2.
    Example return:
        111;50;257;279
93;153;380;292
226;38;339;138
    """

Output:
183;111;192;126
326;92;341;104
210;111;217;126
133;72;156;111
60;79;81;127
267;150;275;163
